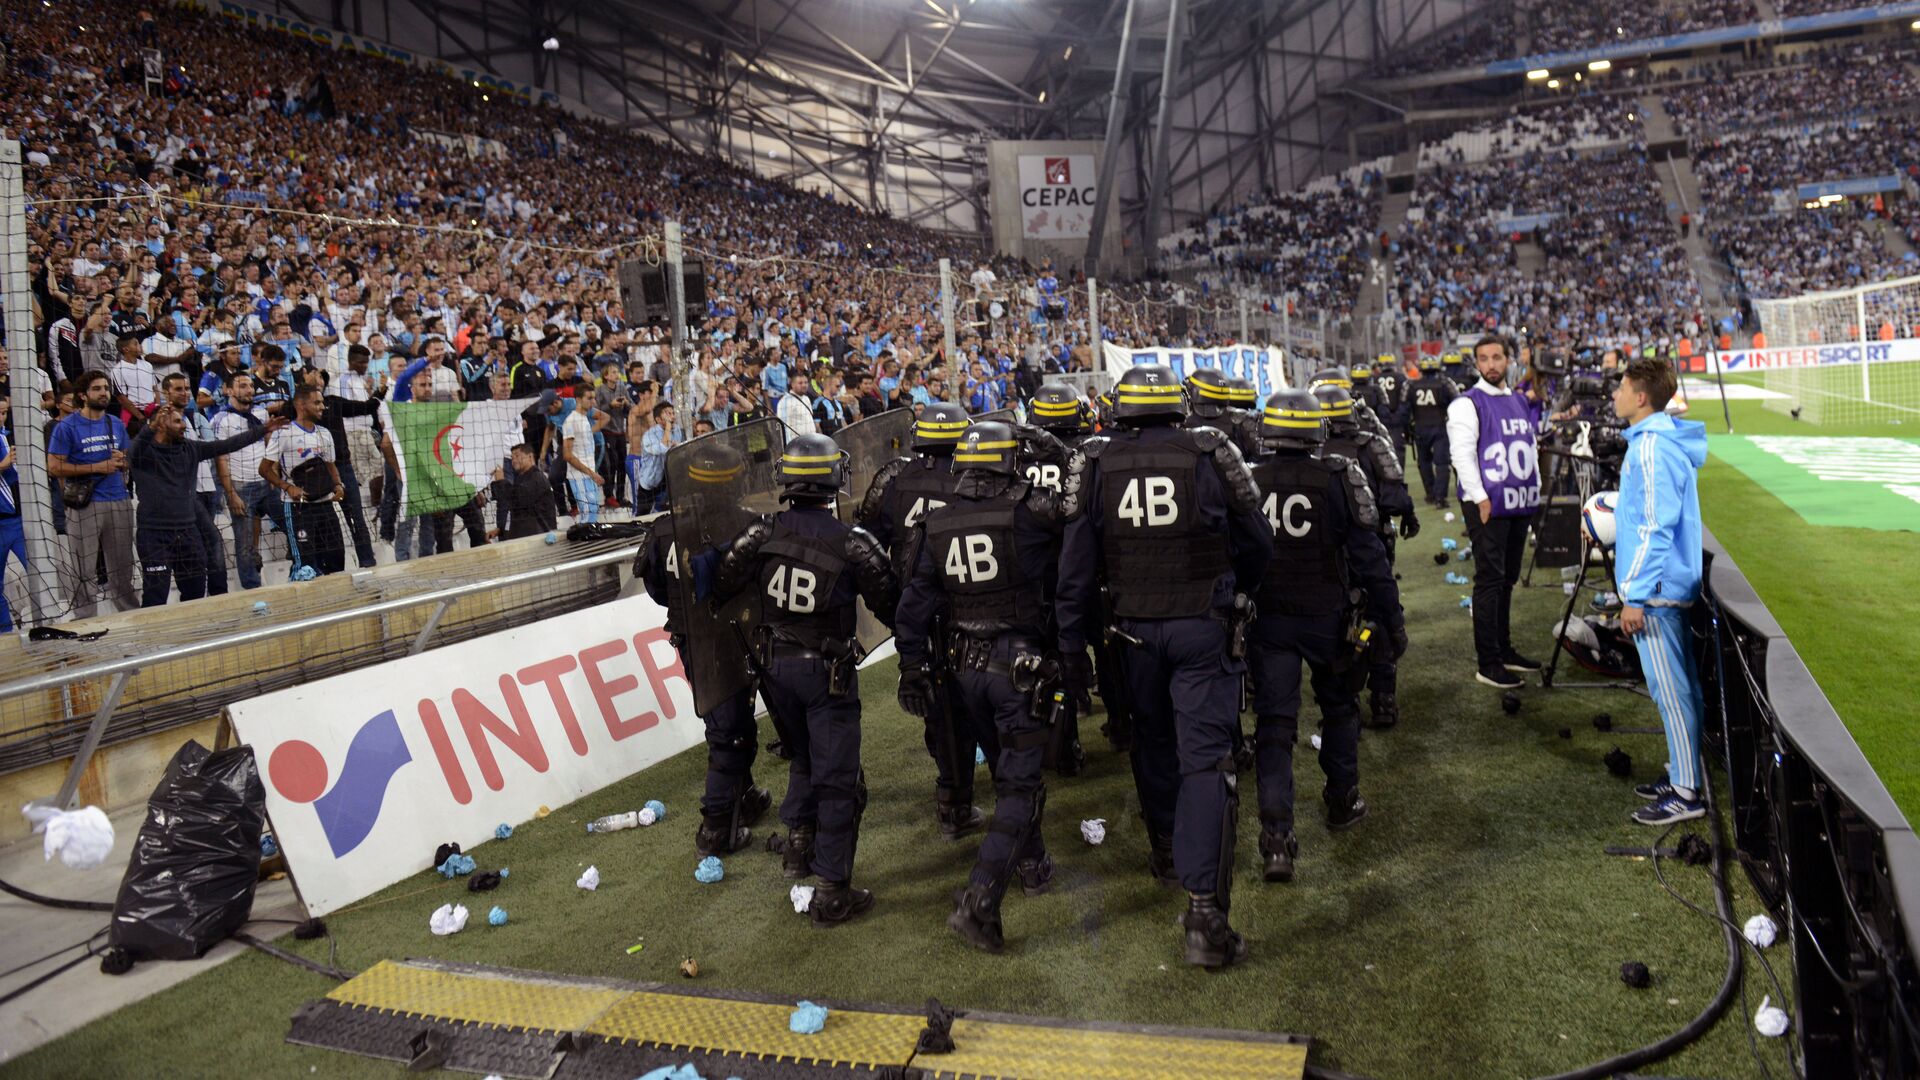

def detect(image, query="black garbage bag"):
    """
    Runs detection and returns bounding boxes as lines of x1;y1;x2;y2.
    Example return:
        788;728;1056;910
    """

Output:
107;740;266;961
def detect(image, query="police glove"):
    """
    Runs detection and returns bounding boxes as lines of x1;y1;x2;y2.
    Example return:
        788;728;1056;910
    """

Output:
1399;510;1421;539
897;664;934;718
1390;624;1410;660
1058;649;1092;698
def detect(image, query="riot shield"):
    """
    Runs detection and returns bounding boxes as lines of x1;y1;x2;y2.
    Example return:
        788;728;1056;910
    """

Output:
831;409;916;524
832;409;916;654
666;418;786;716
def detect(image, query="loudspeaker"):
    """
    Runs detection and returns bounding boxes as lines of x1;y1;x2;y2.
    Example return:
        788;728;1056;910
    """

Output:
618;259;669;320
683;258;707;315
1168;306;1190;338
1533;495;1584;569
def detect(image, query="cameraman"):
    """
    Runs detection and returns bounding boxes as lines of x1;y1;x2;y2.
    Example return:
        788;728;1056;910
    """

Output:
1611;359;1709;826
1447;335;1544;689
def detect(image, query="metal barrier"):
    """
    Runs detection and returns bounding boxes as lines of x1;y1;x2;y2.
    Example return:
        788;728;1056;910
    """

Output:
1699;528;1920;1075
5;543;638;816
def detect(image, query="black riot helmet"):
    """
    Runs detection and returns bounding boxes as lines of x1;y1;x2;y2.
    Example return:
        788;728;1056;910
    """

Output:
1028;381;1092;434
1349;363;1373;387
1184;366;1234;420
1308;367;1352;393
1224;376;1258;412
1110;364;1187;425
1417;354;1442;372
952;420;1019;476
775;433;849;502
1311;382;1360;434
683;436;747;509
913;400;971;452
1260;389;1327;451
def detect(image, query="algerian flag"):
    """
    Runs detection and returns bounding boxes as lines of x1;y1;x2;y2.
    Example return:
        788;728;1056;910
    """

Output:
389;399;530;515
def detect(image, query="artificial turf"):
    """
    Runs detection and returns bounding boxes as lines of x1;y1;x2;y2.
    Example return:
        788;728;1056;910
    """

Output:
1687;391;1920;820
5;523;1795;1080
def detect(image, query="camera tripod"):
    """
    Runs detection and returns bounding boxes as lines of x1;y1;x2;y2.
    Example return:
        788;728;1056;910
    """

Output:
1541;536;1645;694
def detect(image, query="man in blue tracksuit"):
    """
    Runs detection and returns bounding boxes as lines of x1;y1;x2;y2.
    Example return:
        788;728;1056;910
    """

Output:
1609;358;1709;826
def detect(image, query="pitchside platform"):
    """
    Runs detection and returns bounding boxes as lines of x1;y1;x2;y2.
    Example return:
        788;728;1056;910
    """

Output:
288;958;1310;1079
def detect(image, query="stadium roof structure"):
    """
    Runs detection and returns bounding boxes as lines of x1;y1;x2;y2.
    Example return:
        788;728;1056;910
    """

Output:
366;0;1477;238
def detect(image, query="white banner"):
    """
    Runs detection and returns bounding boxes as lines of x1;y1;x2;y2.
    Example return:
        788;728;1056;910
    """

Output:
1102;341;1289;405
1708;338;1920;372
231;593;703;916
1017;154;1098;239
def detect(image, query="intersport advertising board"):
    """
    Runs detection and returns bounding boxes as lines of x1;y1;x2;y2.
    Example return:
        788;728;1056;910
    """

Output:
230;593;703;916
1711;338;1920;371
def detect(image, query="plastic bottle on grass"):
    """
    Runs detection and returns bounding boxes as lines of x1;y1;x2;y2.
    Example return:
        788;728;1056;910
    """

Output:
587;811;641;834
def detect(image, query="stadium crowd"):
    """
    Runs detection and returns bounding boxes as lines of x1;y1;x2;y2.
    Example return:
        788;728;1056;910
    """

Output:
1661;40;1920;137
1417;94;1644;168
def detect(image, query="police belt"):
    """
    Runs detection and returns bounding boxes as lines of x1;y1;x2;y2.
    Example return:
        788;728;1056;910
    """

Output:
945;631;1054;692
760;626;864;665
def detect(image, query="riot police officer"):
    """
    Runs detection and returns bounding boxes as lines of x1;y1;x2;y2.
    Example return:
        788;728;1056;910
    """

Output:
1309;367;1395;450
1224;375;1260;419
1183;367;1261;458
1028;381;1131;756
1363;356;1411;467
1057;364;1273;970
1314;383;1416;729
1245;391;1403;882
859;401;989;839
1442;350;1474;392
635;496;771;856
896;421;1067;953
1409;356;1459;508
710;434;899;927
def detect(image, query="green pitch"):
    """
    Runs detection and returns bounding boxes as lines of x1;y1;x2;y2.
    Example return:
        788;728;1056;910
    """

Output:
6;537;1793;1079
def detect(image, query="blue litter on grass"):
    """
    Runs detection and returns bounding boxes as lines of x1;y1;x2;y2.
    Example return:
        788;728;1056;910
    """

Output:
1459;596;1473;609
636;1065;708;1080
975;747;986;765
1441;538;1458;551
495;823;514;839
1457;550;1472;561
645;799;667;821
488;906;508;926
789;1001;828;1034
261;834;278;857
437;853;477;877
499;867;509;877
694;856;724;884
544;532;558;545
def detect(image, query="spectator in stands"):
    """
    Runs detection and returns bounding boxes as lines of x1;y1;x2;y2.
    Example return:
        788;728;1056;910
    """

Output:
633;403;676;513
48;371;137;618
0;424;26;632
777;373;817;440
561;388;603;524
491;444;557;540
1611;358;1709;826
161;373;232;597
110;335;159;421
595;362;632;508
212;372;276;590
129;399;286;606
261;385;346;577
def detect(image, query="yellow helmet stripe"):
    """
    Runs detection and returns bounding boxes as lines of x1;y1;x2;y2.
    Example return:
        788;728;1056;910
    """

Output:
1319;403;1353;416
1263;407;1321;419
1031;401;1080;415
953;452;1007;462
1262;418;1322;429
781;465;835;476
964;439;1018;449
688;466;743;482
1188;381;1236;400
782;452;842;463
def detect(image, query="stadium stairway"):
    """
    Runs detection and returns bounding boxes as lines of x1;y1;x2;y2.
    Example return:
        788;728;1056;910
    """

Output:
1752;0;1780;19
1635;95;1678;144
1877;217;1918;261
1654;151;1741;318
1359;188;1413;319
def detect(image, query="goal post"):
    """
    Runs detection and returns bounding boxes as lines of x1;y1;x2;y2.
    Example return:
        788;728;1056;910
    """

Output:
1748;274;1920;428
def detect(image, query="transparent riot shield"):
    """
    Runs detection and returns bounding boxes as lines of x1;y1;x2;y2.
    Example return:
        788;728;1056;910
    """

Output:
665;418;786;716
831;409;915;654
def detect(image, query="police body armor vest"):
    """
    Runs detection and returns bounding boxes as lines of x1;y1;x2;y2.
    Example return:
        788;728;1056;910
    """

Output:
1410;383;1448;428
1252;456;1347;617
757;524;854;641
923;493;1046;635
889;455;961;541
1183;410;1259;459
1374;372;1400;403
1099;434;1231;619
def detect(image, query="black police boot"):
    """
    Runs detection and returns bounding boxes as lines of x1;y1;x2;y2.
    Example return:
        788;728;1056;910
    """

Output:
946;883;1005;954
809;881;875;929
937;795;985;842
1326;787;1370;831
1366;693;1399;730
1016;854;1055;897
1260;829;1299;884
1056;740;1087;777
1147;830;1179;888
739;785;772;828
768;824;815;879
1182;893;1250;970
694;812;751;856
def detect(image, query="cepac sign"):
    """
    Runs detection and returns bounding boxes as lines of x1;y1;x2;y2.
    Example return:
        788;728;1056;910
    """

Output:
230;593;703;915
1018;154;1097;239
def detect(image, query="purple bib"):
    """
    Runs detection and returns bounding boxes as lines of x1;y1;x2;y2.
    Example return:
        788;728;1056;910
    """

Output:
1461;386;1540;517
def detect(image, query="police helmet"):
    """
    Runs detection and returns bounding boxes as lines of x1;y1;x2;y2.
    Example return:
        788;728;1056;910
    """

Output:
1028;381;1092;434
1417;355;1442;372
1260;389;1327;450
682;437;747;505
1110;364;1187;424
1350;363;1374;383
1184;366;1234;418
775;433;848;500
1308;367;1352;392
952;421;1019;476
914;400;972;451
1224;376;1258;411
1442;351;1465;367
1312;383;1359;430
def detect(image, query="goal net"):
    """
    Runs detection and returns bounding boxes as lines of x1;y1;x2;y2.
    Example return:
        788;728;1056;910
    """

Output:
1749;274;1920;428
